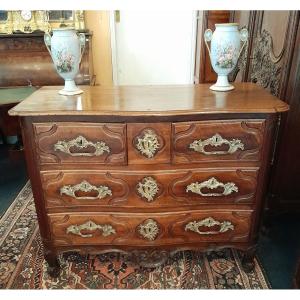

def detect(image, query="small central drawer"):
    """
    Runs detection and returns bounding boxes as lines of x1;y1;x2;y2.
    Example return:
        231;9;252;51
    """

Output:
41;168;258;209
172;120;265;164
33;122;127;165
127;123;171;164
49;210;252;247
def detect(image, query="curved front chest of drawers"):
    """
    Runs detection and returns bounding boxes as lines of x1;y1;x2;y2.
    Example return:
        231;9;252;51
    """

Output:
9;83;289;276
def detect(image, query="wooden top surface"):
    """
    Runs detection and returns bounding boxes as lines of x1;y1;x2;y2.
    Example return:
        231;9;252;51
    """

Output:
9;83;289;117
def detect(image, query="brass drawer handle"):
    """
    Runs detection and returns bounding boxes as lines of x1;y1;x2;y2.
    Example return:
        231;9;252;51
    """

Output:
136;177;159;202
54;135;110;156
66;220;116;238
186;177;238;197
136;129;160;158
60;180;112;200
185;217;234;235
189;133;244;155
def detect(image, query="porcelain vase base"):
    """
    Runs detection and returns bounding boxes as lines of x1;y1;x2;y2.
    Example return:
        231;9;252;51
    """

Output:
209;84;235;92
210;75;234;92
59;88;83;96
59;80;83;96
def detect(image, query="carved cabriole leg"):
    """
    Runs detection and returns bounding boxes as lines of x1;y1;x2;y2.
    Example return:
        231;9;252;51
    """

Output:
241;246;256;273
44;248;61;278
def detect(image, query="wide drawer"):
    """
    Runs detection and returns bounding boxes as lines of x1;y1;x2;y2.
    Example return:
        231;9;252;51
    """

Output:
33;122;127;165
41;168;258;209
172;120;265;163
49;210;253;246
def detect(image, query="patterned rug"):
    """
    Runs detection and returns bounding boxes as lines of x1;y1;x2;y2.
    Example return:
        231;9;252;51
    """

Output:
0;182;270;289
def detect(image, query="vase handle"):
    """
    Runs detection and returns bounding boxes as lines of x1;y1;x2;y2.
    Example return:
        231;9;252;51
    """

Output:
78;33;86;61
238;28;249;58
44;33;52;56
204;29;213;58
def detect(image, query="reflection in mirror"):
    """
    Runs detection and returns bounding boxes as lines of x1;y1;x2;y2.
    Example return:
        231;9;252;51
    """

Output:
48;11;73;21
0;11;8;21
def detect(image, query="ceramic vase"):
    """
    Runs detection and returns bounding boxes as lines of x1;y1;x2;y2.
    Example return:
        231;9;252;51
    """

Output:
204;23;248;91
44;28;85;95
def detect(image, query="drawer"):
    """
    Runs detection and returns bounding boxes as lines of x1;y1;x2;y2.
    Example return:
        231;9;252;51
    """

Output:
33;122;127;165
172;120;265;163
127;123;171;164
49;210;252;246
41;168;258;209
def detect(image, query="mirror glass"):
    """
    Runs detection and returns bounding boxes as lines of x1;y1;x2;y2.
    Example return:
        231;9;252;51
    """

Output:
48;11;73;21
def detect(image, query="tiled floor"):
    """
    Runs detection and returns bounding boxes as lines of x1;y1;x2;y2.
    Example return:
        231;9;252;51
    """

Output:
0;143;299;289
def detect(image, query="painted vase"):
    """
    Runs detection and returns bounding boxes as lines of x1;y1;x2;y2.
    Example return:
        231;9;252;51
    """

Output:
204;23;248;91
44;28;85;95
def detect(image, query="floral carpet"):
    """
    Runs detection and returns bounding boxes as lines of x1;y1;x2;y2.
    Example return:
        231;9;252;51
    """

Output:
0;182;270;289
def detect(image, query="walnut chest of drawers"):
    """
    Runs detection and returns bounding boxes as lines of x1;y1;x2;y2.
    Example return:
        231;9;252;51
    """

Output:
9;83;289;277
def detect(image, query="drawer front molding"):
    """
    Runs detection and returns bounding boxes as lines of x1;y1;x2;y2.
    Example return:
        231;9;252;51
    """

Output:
49;210;252;246
172;120;265;163
54;135;110;157
34;122;127;165
136;177;159;202
136;129;160;158
185;217;234;235
189;133;244;155
60;180;112;200
186;177;238;197
66;220;116;238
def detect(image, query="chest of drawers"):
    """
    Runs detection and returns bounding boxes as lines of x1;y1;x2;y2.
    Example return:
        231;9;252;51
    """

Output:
9;83;289;277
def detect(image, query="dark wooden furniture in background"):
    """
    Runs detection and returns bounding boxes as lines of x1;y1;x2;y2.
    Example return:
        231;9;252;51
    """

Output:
0;31;94;87
9;83;288;277
230;11;300;213
0;87;37;161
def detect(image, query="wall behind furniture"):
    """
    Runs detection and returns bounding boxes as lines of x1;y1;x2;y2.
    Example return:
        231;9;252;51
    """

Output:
85;11;113;85
111;10;197;85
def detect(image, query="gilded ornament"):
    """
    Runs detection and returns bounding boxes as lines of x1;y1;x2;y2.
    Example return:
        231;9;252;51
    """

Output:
138;219;159;241
136;177;159;202
60;180;112;200
66;220;116;238
189;133;244;155
54;135;110;156
136;129;160;158
185;217;234;235
186;177;238;197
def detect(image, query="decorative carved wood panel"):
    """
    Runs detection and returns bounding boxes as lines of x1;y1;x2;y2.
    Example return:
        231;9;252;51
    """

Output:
230;11;300;211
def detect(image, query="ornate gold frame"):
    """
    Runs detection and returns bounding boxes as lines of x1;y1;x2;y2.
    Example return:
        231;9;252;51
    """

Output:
0;10;85;34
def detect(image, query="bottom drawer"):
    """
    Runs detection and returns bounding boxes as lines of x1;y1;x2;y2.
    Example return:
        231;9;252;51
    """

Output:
49;210;253;246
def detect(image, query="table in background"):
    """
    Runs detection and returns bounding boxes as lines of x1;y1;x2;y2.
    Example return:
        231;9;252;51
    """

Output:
0;86;37;161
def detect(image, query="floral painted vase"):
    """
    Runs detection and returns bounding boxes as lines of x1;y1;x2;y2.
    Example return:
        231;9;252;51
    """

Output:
44;28;85;95
204;23;248;91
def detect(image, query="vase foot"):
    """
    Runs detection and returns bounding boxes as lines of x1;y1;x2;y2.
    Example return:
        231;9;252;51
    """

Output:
58;89;83;96
209;84;235;92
